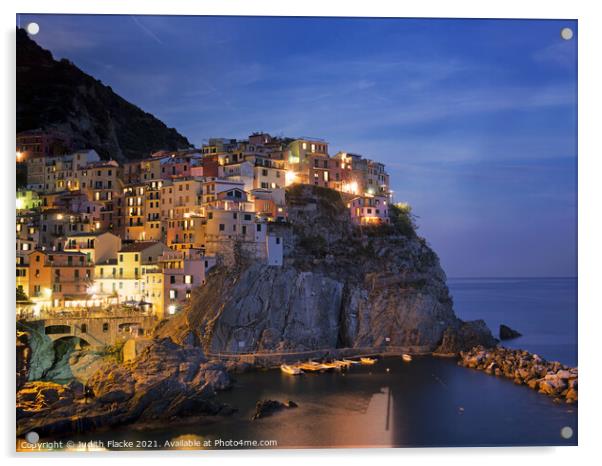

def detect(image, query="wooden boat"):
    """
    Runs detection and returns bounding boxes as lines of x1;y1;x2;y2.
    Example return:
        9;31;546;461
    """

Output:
343;359;361;365
299;361;324;372
334;360;352;368
280;364;302;375
360;357;377;365
402;354;413;362
319;362;338;371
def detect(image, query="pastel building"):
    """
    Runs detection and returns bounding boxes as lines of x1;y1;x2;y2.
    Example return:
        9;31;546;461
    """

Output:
64;231;121;263
145;249;216;318
16;190;42;211
349;195;390;225
94;241;169;304
25;250;93;309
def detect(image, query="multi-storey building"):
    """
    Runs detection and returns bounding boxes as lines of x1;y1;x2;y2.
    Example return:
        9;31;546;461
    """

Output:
26;250;93;309
145;249;216;318
94;241;169;305
349;194;390;225
64;231;121;263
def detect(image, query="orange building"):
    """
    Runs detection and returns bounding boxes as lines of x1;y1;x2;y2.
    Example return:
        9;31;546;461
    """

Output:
26;250;93;309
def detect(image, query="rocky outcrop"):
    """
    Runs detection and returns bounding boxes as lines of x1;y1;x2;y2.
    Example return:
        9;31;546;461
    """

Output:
435;320;498;354
16;332;30;389
157;185;496;355
459;346;578;403
252;400;298;420
499;324;522;340
16;338;233;437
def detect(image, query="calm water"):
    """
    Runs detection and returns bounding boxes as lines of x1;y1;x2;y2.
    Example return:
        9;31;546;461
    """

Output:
66;278;577;449
449;277;578;366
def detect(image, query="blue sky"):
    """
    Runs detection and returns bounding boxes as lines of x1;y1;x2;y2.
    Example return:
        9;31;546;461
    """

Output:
17;15;577;278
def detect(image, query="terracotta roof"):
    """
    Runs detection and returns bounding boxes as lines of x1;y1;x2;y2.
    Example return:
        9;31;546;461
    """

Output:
119;241;164;253
66;231;113;238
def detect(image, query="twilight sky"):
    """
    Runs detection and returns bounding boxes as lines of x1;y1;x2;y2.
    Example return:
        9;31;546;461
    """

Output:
17;15;577;278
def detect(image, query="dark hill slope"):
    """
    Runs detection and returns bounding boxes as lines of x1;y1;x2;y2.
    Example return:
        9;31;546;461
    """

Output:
16;28;191;160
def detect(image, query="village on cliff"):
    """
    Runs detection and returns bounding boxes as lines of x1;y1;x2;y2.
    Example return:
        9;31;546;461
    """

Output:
16;130;394;330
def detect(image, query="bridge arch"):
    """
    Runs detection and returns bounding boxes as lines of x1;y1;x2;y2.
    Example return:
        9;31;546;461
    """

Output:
53;335;91;348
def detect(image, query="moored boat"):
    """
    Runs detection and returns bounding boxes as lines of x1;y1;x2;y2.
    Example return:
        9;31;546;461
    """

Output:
320;362;338;371
360;357;377;365
334;360;352;368
280;364;302;375
299;361;324;372
343;359;360;365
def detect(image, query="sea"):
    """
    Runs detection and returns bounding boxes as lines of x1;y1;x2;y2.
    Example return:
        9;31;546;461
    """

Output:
63;277;578;449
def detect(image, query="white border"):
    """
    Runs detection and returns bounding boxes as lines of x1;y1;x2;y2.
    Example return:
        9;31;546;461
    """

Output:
2;1;601;465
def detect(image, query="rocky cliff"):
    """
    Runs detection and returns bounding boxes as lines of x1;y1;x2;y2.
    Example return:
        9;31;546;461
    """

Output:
156;185;497;354
16;28;191;160
17;339;234;437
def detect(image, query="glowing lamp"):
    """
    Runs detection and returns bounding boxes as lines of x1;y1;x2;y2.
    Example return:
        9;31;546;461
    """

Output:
285;171;297;186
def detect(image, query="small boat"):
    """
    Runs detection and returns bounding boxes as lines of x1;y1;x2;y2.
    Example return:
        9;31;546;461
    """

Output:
299;361;324;372
402;354;413;362
343;359;361;365
334;359;352;368
320;362;338;371
280;364;302;375
360;357;377;365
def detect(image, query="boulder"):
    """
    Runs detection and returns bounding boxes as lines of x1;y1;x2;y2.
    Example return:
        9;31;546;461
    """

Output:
499;324;522;340
252;399;298;420
435;320;498;354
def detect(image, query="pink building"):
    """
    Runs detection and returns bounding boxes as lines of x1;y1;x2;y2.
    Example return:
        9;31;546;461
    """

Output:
349;195;390;225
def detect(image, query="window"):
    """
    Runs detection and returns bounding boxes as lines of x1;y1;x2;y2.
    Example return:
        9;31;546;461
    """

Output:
170;275;176;284
184;275;192;284
219;224;225;231
81;324;87;333
102;323;109;332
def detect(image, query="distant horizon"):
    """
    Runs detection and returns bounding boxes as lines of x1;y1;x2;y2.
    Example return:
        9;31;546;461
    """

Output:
17;15;577;278
447;275;577;280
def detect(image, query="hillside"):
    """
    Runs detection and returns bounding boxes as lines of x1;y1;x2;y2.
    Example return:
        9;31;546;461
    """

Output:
16;28;192;160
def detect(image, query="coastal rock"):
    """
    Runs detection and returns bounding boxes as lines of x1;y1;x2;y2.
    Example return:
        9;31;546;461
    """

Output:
459;346;577;403
499;324;522;340
16;338;232;437
252;399;298;420
435;320;498;354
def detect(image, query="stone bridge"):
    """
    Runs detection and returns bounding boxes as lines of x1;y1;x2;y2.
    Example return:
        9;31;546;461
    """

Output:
18;311;158;348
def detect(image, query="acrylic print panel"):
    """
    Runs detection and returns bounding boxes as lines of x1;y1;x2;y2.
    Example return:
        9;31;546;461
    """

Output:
15;14;577;451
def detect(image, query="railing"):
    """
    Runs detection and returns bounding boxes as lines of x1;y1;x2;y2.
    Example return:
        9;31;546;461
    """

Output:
17;307;156;321
206;345;433;365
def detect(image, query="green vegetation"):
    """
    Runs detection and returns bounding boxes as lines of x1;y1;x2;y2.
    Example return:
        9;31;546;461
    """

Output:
364;202;417;239
16;287;29;303
297;234;328;258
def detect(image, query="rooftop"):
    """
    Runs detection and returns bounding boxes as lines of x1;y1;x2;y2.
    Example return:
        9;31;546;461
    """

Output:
119;241;163;253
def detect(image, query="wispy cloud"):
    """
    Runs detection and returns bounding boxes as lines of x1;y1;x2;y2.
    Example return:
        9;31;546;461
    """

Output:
131;16;164;45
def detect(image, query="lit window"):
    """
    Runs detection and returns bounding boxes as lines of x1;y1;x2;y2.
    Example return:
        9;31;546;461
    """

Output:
184;275;192;284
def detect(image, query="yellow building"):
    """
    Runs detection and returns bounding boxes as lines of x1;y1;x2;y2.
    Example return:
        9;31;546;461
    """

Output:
93;241;169;307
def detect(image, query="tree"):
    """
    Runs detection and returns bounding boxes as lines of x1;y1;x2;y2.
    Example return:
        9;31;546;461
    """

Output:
16;286;29;302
